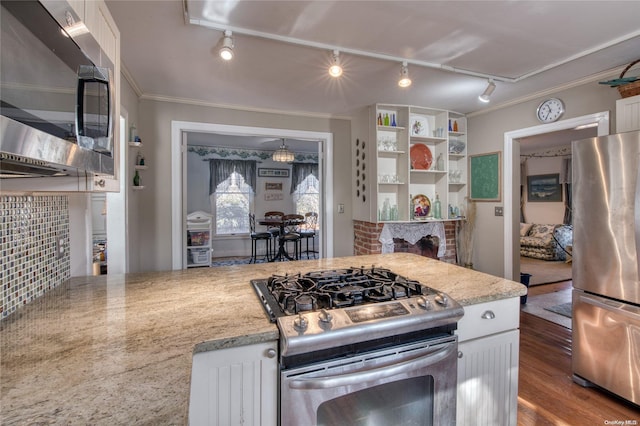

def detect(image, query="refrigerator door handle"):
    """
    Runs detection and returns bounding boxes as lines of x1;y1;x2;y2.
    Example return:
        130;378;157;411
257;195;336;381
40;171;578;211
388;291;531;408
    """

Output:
579;291;640;318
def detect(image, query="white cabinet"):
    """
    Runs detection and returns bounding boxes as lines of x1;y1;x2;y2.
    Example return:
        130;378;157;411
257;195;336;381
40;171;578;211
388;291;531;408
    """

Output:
189;341;278;426
186;211;213;268
354;104;467;223
455;298;520;426
83;0;118;66
616;94;640;132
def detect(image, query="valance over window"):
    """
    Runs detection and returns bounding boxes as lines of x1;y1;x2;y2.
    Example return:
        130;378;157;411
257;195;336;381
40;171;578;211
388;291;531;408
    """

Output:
290;163;318;194
209;159;257;195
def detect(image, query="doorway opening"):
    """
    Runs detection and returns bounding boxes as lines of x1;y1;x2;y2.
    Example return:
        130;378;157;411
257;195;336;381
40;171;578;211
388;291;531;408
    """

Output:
170;121;334;270
503;112;609;281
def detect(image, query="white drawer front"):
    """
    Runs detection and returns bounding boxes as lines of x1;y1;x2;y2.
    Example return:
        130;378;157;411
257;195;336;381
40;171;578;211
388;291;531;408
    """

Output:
455;297;520;342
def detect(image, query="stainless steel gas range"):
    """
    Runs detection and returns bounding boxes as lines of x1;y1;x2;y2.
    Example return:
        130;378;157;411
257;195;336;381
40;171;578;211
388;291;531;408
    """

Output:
252;266;464;426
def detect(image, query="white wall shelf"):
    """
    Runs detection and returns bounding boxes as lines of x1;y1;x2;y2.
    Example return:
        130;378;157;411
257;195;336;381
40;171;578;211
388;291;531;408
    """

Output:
353;103;467;223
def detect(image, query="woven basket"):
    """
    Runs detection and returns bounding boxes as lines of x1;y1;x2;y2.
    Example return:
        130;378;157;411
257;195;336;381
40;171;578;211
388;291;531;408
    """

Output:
617;59;640;98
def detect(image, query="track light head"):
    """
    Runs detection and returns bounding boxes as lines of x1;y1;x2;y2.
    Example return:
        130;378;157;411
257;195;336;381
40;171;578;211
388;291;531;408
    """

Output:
479;80;496;103
328;50;343;78
398;61;411;88
219;30;234;61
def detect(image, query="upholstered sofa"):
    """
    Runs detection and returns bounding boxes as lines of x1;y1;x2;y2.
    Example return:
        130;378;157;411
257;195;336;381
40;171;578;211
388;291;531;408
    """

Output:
520;223;573;261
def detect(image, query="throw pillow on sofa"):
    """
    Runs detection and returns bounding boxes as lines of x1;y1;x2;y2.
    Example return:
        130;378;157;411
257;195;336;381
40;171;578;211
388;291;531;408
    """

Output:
520;223;533;237
528;224;557;241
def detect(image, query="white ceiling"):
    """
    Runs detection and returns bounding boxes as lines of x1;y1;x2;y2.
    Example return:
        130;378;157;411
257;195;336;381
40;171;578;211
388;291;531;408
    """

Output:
105;1;640;150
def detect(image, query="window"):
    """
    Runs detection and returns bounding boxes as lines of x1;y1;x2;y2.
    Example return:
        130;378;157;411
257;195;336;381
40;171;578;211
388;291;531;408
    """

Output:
213;172;253;235
293;173;319;218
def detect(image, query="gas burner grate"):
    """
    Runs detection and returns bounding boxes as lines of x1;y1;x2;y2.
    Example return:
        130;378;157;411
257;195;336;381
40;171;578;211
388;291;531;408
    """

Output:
262;266;428;316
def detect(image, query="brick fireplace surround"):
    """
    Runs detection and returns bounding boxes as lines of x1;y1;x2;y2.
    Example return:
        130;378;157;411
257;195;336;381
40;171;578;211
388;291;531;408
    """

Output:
353;220;458;264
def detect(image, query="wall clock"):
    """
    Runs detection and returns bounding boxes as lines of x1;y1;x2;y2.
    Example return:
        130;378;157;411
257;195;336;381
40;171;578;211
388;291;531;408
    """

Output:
536;98;565;123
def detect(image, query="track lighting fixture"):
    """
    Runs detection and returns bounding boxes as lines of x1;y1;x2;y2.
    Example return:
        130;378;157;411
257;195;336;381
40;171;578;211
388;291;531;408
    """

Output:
478;79;496;103
398;62;411;88
272;139;295;162
328;50;343;78
219;30;234;61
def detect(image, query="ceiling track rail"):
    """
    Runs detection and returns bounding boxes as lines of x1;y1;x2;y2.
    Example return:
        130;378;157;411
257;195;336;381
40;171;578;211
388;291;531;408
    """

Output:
188;14;640;86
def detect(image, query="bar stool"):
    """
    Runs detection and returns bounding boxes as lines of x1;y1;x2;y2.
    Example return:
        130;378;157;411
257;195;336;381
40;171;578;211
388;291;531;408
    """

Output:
298;212;318;259
263;211;284;255
281;214;303;260
249;213;271;263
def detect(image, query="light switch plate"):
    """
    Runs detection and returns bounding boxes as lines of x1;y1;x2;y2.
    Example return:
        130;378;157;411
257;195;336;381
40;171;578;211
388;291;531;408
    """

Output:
495;206;503;216
338;203;345;214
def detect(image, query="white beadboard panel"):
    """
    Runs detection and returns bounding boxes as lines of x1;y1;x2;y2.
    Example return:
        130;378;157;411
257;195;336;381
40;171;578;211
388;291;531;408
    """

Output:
457;330;520;426
189;341;277;426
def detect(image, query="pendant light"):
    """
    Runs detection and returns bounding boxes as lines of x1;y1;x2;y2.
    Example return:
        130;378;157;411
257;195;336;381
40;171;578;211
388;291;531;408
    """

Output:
398;61;411;88
272;139;295;162
479;79;496;103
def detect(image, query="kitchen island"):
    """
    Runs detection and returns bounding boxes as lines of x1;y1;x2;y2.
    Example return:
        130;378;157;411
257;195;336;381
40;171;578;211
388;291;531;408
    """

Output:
0;253;525;424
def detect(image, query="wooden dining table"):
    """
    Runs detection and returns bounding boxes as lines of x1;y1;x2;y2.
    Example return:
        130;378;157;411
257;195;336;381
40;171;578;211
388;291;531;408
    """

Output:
259;217;305;262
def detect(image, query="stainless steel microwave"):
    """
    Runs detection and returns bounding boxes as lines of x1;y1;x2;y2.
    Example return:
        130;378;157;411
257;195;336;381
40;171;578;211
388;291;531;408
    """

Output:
0;0;114;178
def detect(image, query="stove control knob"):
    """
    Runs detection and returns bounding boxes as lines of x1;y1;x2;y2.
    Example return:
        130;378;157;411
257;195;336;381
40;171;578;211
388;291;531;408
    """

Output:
435;293;449;307
318;309;333;323
294;314;308;331
417;296;431;310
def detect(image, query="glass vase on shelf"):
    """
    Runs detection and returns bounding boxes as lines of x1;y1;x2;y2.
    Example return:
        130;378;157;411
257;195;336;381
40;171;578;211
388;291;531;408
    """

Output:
433;194;442;219
133;170;141;187
382;198;391;221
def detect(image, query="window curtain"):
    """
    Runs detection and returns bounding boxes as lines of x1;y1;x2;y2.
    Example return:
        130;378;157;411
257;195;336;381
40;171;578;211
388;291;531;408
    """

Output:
209;159;257;194
290;163;318;194
560;157;572;225
520;160;528;223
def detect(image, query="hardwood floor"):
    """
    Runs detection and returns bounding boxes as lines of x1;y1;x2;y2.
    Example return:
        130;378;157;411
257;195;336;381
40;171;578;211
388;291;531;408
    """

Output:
517;280;640;425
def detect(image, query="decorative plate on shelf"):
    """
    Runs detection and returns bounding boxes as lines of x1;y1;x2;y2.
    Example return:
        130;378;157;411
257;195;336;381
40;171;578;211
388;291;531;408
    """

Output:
412;194;431;218
410;114;429;137
449;138;466;154
410;143;433;170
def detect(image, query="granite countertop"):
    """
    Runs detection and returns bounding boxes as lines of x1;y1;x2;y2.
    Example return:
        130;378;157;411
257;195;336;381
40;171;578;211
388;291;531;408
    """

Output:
0;253;525;425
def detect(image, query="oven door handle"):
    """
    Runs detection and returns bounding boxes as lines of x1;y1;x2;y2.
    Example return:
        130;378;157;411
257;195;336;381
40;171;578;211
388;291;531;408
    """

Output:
288;343;455;390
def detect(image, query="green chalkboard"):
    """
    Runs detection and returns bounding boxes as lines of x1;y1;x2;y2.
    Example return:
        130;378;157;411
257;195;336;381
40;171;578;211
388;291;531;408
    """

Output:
469;152;501;201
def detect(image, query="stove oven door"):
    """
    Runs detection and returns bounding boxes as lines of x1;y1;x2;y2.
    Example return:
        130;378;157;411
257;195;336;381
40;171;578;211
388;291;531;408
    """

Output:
280;335;457;426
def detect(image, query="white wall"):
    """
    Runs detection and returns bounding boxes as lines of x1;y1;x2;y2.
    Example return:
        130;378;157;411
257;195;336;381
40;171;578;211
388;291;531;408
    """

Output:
133;100;352;272
120;76;142;272
468;78;620;277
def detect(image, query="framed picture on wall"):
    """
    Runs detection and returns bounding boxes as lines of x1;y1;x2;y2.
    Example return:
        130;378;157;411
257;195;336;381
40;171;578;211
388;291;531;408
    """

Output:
258;168;289;178
527;174;562;202
265;182;283;191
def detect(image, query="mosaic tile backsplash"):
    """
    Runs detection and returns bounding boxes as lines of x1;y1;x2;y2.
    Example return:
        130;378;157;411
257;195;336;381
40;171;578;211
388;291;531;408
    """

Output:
1;195;70;319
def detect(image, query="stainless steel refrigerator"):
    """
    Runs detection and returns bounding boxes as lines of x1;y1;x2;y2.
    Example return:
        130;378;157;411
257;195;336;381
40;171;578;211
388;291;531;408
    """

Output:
572;130;640;405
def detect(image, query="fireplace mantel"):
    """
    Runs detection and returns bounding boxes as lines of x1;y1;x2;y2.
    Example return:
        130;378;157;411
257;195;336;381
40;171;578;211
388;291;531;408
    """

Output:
354;220;458;263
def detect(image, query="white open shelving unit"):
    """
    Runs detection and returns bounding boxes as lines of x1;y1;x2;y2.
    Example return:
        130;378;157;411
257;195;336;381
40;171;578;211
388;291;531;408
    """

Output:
354;103;467;223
